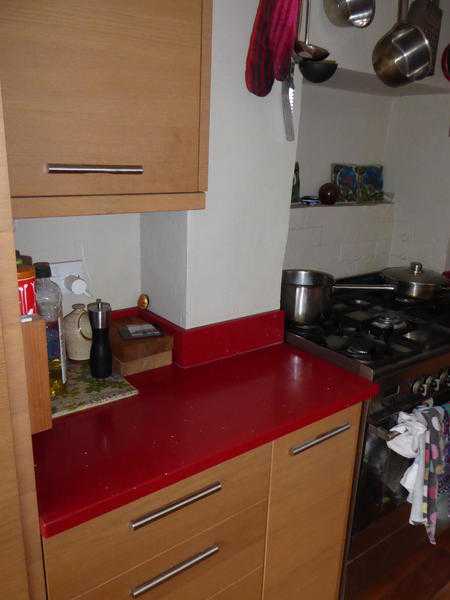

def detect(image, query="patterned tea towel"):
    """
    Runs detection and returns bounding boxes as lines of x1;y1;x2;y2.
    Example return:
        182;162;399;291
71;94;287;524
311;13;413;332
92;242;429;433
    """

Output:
420;407;447;544
437;405;450;521
389;404;449;544
52;361;138;418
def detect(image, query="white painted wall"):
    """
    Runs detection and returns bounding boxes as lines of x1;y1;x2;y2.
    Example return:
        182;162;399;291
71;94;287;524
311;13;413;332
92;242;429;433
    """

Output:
184;0;301;327
284;84;394;276
141;212;188;327
14;214;141;311
140;0;302;328
385;94;450;272
297;85;393;196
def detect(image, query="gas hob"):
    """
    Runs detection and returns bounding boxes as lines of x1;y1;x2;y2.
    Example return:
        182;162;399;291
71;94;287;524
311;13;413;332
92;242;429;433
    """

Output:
285;272;450;381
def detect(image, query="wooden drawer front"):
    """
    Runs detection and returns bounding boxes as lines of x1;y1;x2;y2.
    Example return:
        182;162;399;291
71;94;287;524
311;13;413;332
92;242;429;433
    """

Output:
263;404;361;600
76;502;267;600
209;568;263;600
44;445;271;600
0;1;204;197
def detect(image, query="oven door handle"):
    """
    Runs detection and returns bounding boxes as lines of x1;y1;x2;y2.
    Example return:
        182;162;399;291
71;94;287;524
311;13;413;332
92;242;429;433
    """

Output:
368;422;401;442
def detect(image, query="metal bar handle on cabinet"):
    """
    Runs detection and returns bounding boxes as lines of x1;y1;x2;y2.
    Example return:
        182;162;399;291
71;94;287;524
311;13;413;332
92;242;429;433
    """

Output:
289;422;351;456
129;481;222;531
47;163;144;174
130;545;220;598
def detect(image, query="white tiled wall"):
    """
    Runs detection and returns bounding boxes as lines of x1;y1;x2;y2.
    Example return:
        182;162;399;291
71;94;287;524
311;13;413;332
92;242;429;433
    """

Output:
284;203;394;277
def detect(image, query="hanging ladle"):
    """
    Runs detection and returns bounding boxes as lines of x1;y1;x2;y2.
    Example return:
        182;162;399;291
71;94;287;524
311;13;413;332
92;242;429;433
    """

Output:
298;0;338;83
294;0;330;61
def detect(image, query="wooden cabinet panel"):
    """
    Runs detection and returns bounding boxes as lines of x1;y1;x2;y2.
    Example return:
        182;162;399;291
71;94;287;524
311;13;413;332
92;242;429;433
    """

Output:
0;312;31;599
209;567;263;600
0;1;209;199
21;316;52;434
263;404;361;600
0;86;46;598
44;444;271;600
63;502;267;600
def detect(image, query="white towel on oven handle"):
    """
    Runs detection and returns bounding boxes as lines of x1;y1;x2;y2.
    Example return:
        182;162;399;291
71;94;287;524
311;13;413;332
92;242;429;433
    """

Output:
387;411;427;459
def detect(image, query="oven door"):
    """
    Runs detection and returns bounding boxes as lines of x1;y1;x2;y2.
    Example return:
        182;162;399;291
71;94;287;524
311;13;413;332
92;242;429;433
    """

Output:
352;411;412;534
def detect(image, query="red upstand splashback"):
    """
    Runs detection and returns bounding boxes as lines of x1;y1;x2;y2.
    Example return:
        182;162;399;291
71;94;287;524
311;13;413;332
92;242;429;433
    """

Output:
113;308;285;368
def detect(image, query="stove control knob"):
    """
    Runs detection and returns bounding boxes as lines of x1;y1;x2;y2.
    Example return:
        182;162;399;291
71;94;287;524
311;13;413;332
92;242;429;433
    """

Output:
431;370;448;392
412;378;430;397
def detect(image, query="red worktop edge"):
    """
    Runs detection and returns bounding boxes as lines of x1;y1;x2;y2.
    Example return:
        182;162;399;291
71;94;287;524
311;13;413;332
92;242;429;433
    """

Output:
113;307;285;367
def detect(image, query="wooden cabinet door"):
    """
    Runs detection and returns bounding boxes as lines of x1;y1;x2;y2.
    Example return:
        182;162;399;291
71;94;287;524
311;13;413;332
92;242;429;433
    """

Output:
0;1;207;197
263;404;361;600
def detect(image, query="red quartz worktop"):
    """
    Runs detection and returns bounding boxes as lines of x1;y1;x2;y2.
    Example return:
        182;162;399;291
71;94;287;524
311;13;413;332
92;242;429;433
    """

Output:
33;343;378;537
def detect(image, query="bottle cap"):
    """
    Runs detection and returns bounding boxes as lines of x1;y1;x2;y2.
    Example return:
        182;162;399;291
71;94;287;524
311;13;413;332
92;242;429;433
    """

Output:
34;262;52;278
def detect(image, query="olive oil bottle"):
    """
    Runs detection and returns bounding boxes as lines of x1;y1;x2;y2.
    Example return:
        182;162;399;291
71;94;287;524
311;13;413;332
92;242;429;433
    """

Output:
35;262;67;397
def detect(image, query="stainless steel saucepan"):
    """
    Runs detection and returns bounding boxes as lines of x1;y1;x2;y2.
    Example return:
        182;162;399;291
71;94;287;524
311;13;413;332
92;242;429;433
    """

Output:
372;0;431;87
281;269;395;325
281;263;449;325
324;0;375;29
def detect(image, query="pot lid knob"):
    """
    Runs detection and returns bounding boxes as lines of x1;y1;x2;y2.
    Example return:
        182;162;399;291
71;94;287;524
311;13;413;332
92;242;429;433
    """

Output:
411;261;423;275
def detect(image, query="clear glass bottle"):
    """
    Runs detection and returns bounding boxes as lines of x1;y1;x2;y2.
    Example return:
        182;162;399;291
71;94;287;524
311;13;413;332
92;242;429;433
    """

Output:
34;262;67;397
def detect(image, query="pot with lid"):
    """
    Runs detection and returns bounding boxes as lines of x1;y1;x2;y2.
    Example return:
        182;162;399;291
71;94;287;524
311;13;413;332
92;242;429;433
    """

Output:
382;261;448;300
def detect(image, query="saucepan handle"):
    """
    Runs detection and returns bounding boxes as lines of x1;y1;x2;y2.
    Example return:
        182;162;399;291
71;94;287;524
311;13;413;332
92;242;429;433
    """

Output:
332;283;398;292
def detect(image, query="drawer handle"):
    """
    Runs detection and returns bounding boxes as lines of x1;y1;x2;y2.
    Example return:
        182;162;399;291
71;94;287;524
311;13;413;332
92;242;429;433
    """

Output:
129;481;222;531
289;423;351;456
48;163;144;174
130;544;219;598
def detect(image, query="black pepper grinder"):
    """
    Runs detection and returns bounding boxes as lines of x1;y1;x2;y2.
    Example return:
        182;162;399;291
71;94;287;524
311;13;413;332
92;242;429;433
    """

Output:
87;299;112;378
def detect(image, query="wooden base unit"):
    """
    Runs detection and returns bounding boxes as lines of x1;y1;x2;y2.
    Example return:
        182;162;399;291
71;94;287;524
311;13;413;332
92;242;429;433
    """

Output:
43;445;271;599
263;404;362;600
210;568;263;600
74;502;266;600
41;405;364;600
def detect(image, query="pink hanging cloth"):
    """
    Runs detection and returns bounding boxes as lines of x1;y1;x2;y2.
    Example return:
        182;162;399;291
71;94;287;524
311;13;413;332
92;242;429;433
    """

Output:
245;0;301;97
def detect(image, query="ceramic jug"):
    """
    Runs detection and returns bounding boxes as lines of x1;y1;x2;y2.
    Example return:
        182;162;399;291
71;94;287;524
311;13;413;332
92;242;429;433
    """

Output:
63;303;92;361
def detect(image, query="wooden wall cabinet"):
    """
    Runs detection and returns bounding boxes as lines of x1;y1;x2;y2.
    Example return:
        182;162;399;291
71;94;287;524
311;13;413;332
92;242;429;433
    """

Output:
0;1;212;218
263;404;361;600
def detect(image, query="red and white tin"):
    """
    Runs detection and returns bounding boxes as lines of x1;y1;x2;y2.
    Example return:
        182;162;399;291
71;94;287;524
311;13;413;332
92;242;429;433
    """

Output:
17;265;37;316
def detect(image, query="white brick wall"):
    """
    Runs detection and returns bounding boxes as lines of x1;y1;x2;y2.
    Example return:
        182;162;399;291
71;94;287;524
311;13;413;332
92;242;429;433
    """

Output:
284;204;394;277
